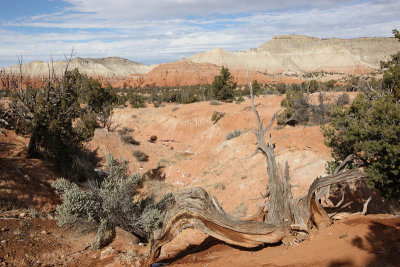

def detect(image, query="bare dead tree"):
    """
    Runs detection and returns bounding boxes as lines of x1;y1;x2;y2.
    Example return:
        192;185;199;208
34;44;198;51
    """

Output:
100;109;121;132
63;49;75;76
145;73;365;266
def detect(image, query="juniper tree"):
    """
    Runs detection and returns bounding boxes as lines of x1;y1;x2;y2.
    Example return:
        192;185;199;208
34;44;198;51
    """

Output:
323;29;400;200
211;67;236;101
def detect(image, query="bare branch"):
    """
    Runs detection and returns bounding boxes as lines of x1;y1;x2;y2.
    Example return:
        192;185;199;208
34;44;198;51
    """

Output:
361;196;372;215
241;148;260;160
263;109;281;134
247;70;263;132
334;154;355;174
64;48;75;75
17;54;23;92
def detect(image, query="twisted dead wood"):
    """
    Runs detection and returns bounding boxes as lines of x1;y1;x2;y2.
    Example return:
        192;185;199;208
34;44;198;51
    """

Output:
145;75;364;266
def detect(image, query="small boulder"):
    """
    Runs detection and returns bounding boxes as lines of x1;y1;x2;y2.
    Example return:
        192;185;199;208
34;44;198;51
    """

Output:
100;247;114;259
115;227;140;245
149;135;157;143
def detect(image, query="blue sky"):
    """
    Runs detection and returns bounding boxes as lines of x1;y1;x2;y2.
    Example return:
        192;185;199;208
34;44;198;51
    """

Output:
0;0;399;67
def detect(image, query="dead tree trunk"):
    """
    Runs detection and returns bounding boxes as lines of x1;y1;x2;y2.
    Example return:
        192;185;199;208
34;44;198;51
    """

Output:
145;77;364;266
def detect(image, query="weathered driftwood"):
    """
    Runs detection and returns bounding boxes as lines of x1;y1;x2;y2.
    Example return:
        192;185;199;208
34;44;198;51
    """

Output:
145;77;364;266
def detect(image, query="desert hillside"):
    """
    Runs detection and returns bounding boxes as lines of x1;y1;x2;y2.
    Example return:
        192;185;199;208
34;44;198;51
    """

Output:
2;93;399;266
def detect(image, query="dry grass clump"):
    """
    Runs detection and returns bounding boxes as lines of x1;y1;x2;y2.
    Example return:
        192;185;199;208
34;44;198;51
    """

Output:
117;127;133;135
133;150;148;162
121;135;140;145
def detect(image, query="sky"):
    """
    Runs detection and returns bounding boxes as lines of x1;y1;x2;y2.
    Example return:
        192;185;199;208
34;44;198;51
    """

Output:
0;0;399;67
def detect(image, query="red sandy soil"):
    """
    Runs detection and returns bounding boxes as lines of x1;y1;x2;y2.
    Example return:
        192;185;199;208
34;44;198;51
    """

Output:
1;93;399;266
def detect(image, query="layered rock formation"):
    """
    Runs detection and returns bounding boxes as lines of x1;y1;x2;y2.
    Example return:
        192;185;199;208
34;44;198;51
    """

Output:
2;35;400;88
123;59;302;87
3;57;157;78
190;35;400;74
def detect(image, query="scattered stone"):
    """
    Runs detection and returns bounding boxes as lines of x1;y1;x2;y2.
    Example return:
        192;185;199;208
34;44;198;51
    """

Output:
18;212;26;218
1;240;6;244
115;227;140;245
100;247;114;259
149;135;157;143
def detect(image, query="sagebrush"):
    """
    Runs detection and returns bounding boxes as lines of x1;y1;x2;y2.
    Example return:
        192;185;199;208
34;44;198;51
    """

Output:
52;154;173;249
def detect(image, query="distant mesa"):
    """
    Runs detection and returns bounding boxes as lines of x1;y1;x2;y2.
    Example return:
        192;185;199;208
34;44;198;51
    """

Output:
190;35;400;74
2;35;400;87
2;57;158;78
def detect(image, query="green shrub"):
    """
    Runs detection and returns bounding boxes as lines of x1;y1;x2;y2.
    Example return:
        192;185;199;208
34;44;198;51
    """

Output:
209;100;221;105
226;130;243;140
310;92;332;125
52;154;173;248
76;112;99;140
324;30;400;200
211;111;225;124
121;135;140;145
211;67;236;101
277;89;310;125
276;83;287;94
336;93;350;106
117;127;133;136
381;29;400;101
133;150;148;162
214;182;226;190
323;94;400;200
235;96;245;104
128;93;146;108
9;69;114;182
325;79;337;90
278;90;334;126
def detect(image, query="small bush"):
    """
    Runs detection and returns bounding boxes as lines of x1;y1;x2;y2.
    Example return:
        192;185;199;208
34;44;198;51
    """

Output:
133;150;148;162
76;112;99;140
311;92;332;125
209;100;221;105
212;67;236;101
226;130;243;140
336;93;350;106
278;90;336;126
52;154;173;249
62;148;100;183
128;93;146;108
214;182;226;191
211;111;225;124
121;135;140;145
235;96;245;104
117;127;133;135
277;90;310;125
172;106;179;112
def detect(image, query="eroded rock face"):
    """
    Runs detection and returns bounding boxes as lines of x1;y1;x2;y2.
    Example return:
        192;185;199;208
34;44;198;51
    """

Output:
190;35;400;74
2;57;158;78
2;35;399;88
123;59;302;87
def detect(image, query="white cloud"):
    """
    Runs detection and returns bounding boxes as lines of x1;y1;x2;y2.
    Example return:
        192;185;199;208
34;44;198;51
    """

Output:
1;0;399;66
